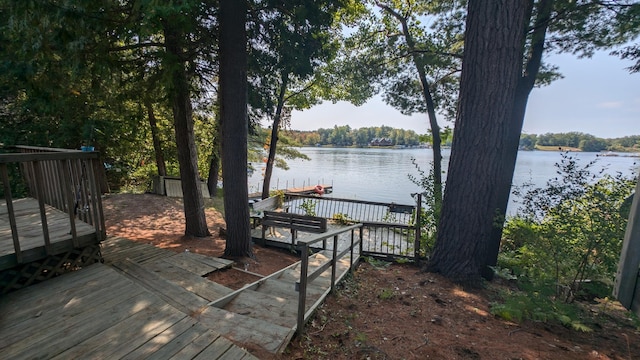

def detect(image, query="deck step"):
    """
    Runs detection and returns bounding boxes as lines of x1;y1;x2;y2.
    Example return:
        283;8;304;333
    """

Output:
196;306;293;354
144;258;233;301
254;277;325;303
113;259;209;315
220;289;298;328
162;252;233;275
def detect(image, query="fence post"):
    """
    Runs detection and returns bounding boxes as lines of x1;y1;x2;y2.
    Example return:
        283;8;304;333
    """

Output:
297;244;309;334
414;193;422;265
331;235;338;292
1;164;22;263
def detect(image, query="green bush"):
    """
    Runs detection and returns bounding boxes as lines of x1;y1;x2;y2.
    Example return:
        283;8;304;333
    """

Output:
408;158;439;258
494;152;636;327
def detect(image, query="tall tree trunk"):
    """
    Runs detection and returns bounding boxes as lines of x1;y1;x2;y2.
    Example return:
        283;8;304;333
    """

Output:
145;100;167;177
482;0;552;280
163;22;210;237
261;73;289;200
378;3;443;214
427;0;528;285
219;0;253;258
207;133;220;198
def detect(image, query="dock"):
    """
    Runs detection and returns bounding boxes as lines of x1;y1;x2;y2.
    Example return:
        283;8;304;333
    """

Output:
249;184;333;200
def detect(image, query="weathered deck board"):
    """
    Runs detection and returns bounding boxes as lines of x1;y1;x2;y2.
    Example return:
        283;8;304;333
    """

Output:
255;277;325;300
102;241;173;265
196;306;293;354
0;198;96;257
163;251;231;275
113;258;210;315
1;273;156;358
0;263;257;360
222;290;298;327
119;316;200;360
0;268;138;346
166;329;223;359
188;336;235;360
172;250;234;271
52;303;188;360
144;257;234;301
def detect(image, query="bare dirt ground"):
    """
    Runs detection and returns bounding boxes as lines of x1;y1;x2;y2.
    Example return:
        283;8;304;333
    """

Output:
103;193;640;360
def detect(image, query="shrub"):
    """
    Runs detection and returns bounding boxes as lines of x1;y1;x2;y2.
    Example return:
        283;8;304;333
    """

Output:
495;152;636;325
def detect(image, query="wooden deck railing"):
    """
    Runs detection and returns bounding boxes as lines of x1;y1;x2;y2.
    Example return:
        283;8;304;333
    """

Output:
294;223;363;334
0;145;106;263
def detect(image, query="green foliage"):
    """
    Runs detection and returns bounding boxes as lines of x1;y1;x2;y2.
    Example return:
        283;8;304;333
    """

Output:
332;213;353;225
495;152;636;329
286;126;423;147
408;158;440;258
298;199;318;216
269;190;286;207
524;132;640;152
365;256;392;270
490;289;591;332
378;288;395;300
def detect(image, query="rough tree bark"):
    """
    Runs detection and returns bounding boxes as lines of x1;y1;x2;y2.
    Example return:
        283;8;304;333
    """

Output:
145;100;167;177
261;73;289;200
219;0;253;258
427;0;528;285
377;3;443;210
163;21;210;237
207;136;220;198
483;0;553;280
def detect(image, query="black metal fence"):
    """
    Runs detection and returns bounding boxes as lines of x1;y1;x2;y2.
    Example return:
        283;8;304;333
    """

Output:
283;193;422;260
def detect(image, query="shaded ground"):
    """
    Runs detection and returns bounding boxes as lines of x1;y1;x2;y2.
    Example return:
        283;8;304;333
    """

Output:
103;193;640;360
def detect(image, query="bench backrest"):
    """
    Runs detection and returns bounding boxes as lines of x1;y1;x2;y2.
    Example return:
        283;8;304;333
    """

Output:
262;211;327;233
252;196;280;212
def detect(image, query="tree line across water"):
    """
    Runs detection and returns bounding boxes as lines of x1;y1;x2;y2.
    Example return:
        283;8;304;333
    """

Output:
283;126;640;152
519;132;640;152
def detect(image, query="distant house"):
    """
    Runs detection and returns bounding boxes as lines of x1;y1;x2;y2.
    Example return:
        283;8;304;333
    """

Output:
370;137;393;147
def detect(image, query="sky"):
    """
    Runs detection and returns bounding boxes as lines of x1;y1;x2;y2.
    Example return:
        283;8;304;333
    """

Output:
289;50;639;139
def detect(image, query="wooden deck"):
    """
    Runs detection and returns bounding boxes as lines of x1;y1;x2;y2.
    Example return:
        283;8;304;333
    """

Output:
0;198;98;270
0;237;257;360
0;236;357;357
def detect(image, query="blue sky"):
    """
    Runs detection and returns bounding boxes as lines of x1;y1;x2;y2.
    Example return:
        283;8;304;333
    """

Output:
289;50;639;139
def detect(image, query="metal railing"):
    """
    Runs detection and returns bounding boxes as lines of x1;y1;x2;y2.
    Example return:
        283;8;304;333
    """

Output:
284;193;422;261
284;193;415;224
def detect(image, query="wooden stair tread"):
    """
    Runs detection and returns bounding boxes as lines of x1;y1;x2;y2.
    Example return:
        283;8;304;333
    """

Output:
144;258;234;301
162;252;232;276
112;259;209;315
196;306;293;354
221;290;298;327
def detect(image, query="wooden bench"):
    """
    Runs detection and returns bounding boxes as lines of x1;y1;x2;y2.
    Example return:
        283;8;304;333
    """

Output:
261;211;327;249
250;196;287;228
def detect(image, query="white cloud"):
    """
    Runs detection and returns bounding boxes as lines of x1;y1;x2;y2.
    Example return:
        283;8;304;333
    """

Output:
597;101;623;108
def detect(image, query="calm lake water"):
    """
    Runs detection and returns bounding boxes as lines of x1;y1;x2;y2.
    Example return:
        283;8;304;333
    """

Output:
248;147;639;214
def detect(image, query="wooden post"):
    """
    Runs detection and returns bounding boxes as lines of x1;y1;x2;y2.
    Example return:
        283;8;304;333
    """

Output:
414;193;422;265
331;235;338;293
32;161;52;255
614;172;640;313
1;164;22;263
91;157;106;241
350;228;354;273
59;159;78;246
297;244;309;335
